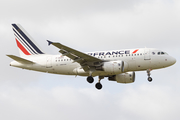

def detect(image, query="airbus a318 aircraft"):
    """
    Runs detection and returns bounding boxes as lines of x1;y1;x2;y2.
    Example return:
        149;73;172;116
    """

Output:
7;24;176;90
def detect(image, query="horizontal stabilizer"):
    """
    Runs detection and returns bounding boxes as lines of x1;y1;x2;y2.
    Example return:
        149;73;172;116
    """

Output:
6;55;34;64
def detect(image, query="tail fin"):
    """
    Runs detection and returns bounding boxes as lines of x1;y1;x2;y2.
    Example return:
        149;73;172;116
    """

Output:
12;24;44;57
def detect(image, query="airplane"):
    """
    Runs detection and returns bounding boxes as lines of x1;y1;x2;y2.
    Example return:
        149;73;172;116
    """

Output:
7;24;176;90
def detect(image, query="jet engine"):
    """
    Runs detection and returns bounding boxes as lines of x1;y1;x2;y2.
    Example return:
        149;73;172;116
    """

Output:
96;61;128;74
108;72;135;83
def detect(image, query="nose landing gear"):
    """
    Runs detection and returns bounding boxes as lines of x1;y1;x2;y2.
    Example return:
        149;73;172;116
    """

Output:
147;69;153;82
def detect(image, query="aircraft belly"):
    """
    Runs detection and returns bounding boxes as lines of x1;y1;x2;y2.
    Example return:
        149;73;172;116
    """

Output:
127;60;137;71
133;57;151;71
54;64;78;75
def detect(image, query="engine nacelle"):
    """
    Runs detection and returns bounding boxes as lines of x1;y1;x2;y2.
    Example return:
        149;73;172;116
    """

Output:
108;72;135;83
101;61;124;74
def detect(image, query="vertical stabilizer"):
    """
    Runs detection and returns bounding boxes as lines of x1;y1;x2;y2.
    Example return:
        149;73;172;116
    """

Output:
12;24;44;58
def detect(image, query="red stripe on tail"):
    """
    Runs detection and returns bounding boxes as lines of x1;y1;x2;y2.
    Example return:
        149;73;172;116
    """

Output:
16;39;31;55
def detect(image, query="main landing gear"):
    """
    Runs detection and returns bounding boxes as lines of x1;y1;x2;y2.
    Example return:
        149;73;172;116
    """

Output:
87;76;94;83
87;76;104;90
147;69;153;82
95;76;104;90
87;71;94;83
95;83;102;90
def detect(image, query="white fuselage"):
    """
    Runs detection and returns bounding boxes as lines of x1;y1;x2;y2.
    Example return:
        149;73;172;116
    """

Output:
10;48;176;77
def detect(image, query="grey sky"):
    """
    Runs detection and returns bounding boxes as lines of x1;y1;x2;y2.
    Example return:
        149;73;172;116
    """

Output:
1;0;180;120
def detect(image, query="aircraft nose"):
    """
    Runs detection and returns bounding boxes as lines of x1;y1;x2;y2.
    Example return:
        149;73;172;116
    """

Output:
170;56;176;65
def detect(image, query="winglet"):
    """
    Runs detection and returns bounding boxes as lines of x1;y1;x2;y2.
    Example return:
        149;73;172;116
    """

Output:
47;40;53;46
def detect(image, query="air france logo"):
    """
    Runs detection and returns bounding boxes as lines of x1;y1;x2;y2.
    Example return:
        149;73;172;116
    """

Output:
88;50;130;56
88;49;139;56
132;49;139;54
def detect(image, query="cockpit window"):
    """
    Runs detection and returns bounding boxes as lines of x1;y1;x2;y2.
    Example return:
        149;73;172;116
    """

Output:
157;51;168;55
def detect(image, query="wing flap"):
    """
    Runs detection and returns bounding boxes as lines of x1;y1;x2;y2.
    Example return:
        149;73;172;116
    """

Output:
6;55;34;64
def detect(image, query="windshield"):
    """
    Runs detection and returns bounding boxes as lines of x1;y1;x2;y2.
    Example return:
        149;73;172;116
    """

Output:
157;51;168;55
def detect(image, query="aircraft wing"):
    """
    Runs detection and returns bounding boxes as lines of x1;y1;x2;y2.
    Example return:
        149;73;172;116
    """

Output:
47;40;103;65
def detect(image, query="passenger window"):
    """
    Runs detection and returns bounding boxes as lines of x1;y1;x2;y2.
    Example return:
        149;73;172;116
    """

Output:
152;52;155;55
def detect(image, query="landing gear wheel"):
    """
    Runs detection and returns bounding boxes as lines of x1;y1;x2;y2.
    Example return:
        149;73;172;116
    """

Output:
147;69;153;82
87;76;94;83
148;77;152;82
95;82;102;90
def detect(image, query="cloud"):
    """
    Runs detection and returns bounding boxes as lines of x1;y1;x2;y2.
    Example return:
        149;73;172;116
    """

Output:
0;83;180;120
116;84;180;120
